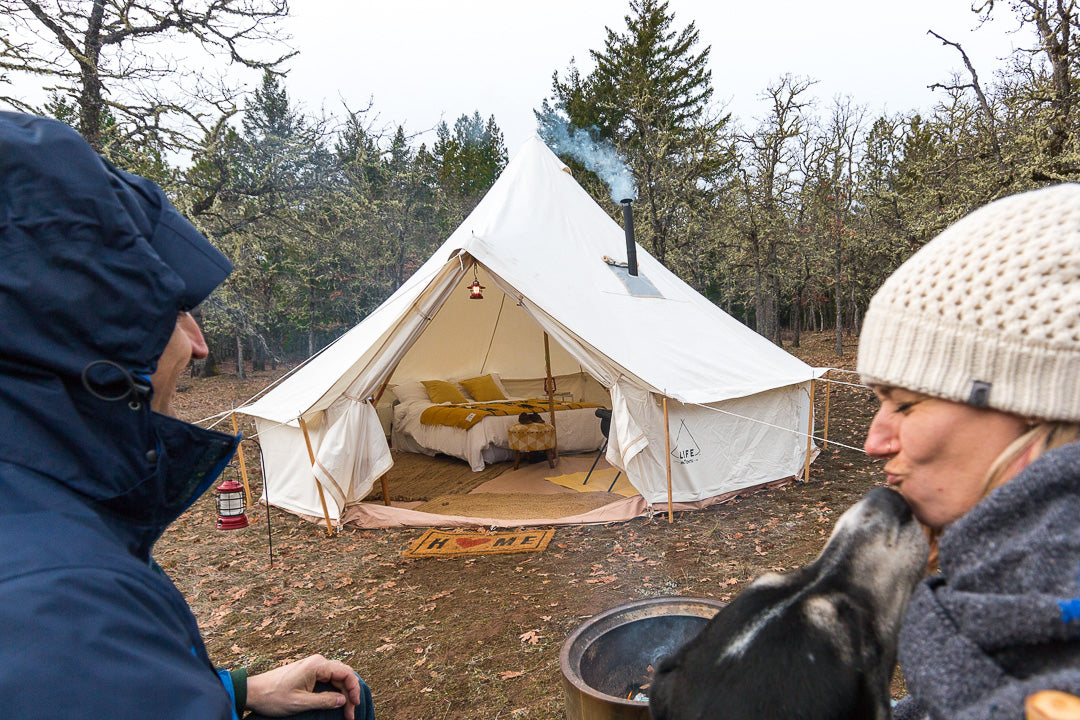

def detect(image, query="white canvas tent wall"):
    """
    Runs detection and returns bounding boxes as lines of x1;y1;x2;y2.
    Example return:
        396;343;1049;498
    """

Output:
237;135;819;526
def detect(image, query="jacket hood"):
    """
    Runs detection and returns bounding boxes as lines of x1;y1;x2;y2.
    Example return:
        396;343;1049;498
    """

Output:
0;112;236;555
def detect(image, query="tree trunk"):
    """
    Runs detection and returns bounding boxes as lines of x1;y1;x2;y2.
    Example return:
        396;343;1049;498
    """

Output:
189;307;217;378
235;334;246;379
753;292;765;334
834;229;843;358
77;0;107;151
307;283;316;357
792;292;802;348
252;336;266;372
193;349;220;378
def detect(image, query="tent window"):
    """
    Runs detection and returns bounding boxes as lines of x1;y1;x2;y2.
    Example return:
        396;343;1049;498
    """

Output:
605;263;664;298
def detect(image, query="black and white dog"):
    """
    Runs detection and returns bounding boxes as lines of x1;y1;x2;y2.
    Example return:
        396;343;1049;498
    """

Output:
649;487;929;720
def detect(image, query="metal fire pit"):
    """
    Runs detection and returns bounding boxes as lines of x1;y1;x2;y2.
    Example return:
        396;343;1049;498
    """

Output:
560;596;725;720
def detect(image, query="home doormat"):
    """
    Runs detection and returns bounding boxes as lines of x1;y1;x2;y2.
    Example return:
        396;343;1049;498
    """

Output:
404;528;556;558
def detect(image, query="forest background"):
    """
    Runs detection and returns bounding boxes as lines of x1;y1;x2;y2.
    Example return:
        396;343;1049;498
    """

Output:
3;0;1076;371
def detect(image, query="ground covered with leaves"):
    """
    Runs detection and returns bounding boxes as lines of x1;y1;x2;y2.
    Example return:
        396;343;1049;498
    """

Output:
160;331;885;719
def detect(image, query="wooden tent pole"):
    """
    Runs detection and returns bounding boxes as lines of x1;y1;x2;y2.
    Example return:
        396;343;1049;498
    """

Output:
543;332;558;462
367;385;392;506
823;370;832;450
803;379;816;483
230;412;252;507
663;396;673;524
371;361;408;506
298;416;335;537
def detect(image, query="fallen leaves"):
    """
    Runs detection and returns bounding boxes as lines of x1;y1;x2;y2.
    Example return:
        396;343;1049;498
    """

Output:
158;334;885;720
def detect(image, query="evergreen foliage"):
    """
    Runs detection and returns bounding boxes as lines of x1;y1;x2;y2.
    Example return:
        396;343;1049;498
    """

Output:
3;0;1078;363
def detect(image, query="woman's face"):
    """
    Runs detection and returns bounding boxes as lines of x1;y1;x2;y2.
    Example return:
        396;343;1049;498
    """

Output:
864;386;1028;530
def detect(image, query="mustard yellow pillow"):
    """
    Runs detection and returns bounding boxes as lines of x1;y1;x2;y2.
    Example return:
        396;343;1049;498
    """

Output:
460;374;507;402
422;379;468;404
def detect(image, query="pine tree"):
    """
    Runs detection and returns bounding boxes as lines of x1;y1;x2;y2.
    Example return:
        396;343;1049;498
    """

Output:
542;0;733;270
433;112;507;200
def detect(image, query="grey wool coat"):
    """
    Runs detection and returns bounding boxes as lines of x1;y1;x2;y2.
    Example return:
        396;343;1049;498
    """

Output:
894;440;1080;720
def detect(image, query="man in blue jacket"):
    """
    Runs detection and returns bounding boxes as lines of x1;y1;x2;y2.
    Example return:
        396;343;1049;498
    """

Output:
0;112;373;719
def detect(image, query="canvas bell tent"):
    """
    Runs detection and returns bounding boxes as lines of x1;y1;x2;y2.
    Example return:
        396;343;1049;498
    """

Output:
236;135;819;528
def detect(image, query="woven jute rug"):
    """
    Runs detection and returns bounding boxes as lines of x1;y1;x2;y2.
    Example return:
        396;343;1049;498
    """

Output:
362;451;510;502
404;528;556;558
410;490;621;519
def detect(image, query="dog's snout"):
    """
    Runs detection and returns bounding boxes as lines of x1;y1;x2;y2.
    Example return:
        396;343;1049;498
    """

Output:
866;486;913;522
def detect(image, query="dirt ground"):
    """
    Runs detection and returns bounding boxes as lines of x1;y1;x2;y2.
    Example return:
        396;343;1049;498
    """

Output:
160;331;888;719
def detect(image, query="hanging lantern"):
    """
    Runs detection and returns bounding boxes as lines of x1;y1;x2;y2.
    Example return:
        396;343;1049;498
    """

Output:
215;477;249;530
467;266;485;300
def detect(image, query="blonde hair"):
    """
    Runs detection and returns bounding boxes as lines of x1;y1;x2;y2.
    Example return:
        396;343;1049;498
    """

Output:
924;421;1080;572
984;422;1080;495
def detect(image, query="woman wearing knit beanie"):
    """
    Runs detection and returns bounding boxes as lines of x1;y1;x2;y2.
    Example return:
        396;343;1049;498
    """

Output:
857;183;1080;719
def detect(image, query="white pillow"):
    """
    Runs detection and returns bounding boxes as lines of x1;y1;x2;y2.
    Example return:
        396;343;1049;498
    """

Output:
391;380;431;406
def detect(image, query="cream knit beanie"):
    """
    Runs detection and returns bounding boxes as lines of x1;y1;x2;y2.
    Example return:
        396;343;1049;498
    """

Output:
858;183;1080;422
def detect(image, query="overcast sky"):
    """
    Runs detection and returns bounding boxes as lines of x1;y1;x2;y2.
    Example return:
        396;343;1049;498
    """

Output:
279;0;1029;154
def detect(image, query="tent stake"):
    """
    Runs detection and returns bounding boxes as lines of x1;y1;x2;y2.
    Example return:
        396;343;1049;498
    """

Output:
230;412;253;507
803;379;816;483
663;396;673;523
298;416;335;537
823;370;831;450
253;439;274;569
543;332;558;463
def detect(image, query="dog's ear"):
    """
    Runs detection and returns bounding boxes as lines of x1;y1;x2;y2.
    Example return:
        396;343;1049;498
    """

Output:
647;652;681;720
655;652;680;674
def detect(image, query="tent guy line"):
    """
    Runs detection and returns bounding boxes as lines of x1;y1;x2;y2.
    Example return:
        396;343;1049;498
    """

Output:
198;400;868;456
196;388;870;457
195;372;872;456
692;401;867;455
197;372;866;425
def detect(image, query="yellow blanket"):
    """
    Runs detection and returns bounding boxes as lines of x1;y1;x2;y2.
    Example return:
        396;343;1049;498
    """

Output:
420;399;602;430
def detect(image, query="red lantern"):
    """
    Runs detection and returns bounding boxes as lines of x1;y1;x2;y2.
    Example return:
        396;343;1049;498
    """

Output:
468;265;485;300
215;478;249;530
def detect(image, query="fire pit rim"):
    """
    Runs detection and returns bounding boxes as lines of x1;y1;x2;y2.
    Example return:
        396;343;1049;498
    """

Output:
559;595;726;707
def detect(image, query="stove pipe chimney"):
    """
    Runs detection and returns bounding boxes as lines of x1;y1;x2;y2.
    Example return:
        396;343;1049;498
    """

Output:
620;198;638;277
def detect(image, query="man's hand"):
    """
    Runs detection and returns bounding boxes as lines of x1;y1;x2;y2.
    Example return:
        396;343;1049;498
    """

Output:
246;654;363;719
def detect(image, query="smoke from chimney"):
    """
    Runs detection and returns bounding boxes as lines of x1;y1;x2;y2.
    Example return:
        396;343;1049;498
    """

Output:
537;111;641;275
537;111;636;204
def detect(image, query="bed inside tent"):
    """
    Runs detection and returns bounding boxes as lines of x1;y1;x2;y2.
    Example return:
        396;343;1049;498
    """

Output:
237;135;819;530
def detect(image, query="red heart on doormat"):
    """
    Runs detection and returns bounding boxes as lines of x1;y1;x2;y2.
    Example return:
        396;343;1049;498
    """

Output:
456;537;491;549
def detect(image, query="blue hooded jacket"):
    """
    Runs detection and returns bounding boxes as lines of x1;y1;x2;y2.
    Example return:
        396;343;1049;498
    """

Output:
0;112;241;718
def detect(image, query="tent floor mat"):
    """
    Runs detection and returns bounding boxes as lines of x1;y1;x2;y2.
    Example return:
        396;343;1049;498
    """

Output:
411;491;622;520
364;451;510;502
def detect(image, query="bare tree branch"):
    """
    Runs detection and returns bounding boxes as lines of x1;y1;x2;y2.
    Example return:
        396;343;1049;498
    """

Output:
927;29;1003;166
0;0;294;153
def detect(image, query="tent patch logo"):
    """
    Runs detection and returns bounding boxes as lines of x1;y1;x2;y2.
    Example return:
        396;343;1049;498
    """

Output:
671;420;702;465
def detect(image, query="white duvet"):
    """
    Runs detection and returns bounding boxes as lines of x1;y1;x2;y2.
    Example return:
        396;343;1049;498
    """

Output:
391;400;606;471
